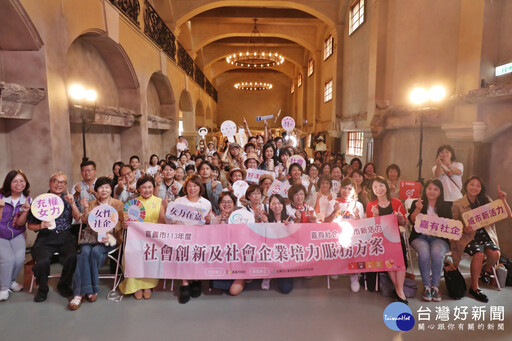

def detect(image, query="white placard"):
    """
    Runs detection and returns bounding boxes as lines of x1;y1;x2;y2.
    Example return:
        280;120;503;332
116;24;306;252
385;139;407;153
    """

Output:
165;203;207;225
232;180;250;199
267;180;292;197
287;155;306;170
221;120;237;143
246;169;272;184
281;116;295;132
228;208;256;224
198;127;208;138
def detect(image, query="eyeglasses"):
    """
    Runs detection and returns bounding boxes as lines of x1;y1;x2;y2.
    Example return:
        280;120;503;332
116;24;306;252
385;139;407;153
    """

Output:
51;179;67;185
82;168;95;173
220;200;234;205
120;171;132;178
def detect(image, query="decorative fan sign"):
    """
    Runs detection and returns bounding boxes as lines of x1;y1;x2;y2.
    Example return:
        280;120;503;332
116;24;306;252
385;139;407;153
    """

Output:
88;204;119;241
232;180;249;199
220;120;237;143
31;193;65;230
123;199;146;222
281;116;295;132
228;208;256;224
287;155;306;170
198;127;208;138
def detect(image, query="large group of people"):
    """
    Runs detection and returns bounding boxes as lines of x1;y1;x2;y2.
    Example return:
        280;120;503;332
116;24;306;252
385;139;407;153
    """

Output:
0;133;510;309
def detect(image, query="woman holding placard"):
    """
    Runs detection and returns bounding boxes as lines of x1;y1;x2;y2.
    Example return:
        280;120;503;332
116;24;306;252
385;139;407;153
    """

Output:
244;185;268;223
170;175;212;304
307;176;337;223
68;176;124;310
451;176;511;302
366;176;408;304
260;194;294;293
210;192;246;295
287;184;317;224
408;179;452;302
258;143;278;172
333;178;364;292
0;170;31;301
119;175;165;300
276;149;291;180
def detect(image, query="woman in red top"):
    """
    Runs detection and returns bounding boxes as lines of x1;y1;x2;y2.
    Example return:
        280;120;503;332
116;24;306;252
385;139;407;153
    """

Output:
366;176;408;304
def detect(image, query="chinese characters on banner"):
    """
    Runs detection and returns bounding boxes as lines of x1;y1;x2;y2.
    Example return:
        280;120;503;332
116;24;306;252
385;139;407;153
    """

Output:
124;215;405;280
165;203;207;225
88;204;118;241
399;181;421;201
267;180;291;197
462;199;508;230
414;214;463;240
246;169;272;184
31;193;64;229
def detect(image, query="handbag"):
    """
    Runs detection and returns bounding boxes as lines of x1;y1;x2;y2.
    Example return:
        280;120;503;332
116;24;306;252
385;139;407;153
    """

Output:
444;261;466;299
378;273;418;298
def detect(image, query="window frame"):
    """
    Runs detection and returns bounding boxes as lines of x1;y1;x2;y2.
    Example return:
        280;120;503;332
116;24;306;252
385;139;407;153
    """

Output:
349;0;365;36
323;35;333;61
324;80;333;102
346;131;364;157
297;73;303;87
308;58;314;77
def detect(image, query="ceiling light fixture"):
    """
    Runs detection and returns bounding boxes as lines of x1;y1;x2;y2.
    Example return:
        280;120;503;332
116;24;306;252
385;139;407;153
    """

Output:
234;81;273;91
226;19;285;68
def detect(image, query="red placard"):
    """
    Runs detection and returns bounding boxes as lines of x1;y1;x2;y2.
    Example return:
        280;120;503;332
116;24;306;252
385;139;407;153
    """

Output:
399;181;421;201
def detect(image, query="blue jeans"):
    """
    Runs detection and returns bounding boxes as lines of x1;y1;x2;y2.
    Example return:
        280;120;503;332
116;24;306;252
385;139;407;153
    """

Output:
72;244;113;296
0;234;26;291
410;235;449;287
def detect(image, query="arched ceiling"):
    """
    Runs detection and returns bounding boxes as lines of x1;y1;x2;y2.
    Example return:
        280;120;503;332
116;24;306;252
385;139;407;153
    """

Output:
151;1;351;83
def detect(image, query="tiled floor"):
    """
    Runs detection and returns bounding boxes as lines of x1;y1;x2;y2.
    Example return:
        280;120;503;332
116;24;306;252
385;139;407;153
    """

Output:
1;262;511;341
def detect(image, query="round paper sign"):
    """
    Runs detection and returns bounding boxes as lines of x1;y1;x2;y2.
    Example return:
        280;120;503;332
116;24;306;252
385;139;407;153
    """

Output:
228;208;256;224
88;204;119;234
286;155;306;170
220;120;237;140
123;199;146;222
31;193;65;229
281;116;295;132
198;127;208;138
232;180;249;199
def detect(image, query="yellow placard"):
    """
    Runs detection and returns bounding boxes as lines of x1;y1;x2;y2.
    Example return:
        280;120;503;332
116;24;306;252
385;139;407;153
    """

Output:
462;199;508;230
414;214;463;240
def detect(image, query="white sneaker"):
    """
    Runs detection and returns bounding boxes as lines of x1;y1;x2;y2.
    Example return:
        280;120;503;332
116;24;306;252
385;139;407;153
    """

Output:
261;279;271;290
10;282;23;292
330;275;339;280
350;274;360;293
0;290;10;301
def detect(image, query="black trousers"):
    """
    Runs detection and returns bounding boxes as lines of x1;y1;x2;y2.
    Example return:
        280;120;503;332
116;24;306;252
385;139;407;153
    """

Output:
31;230;77;292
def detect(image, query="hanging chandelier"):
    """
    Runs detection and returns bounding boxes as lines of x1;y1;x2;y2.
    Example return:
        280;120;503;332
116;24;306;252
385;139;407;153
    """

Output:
226;19;285;68
234;81;273;91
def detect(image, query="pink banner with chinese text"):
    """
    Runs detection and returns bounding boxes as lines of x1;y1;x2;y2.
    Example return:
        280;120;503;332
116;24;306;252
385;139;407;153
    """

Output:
124;215;405;280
